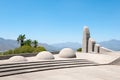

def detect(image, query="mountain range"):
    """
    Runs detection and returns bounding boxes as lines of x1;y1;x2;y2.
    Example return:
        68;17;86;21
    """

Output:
99;39;120;51
0;38;18;52
0;37;120;52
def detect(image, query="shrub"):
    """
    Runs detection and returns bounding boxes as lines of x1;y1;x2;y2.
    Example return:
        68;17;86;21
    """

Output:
1;45;46;56
34;46;46;52
77;48;82;52
3;50;14;55
14;45;34;53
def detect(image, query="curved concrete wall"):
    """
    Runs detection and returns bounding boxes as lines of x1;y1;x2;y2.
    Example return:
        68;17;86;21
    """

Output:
100;47;113;53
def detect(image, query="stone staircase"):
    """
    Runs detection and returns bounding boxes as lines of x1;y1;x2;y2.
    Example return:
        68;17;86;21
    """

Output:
0;59;98;77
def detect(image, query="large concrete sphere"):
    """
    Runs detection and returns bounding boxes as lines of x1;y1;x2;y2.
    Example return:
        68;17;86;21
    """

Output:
59;48;76;58
36;51;54;60
9;56;27;62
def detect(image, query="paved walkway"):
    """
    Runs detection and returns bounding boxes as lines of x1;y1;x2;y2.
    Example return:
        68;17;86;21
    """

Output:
0;65;120;80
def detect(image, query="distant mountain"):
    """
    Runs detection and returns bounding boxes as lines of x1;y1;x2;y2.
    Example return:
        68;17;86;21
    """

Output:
38;43;56;52
0;38;18;51
0;38;81;52
0;37;120;52
99;39;120;51
51;42;81;51
0;37;55;52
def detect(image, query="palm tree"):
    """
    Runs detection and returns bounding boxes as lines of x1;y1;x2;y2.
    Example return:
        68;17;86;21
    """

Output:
24;39;32;46
17;34;26;47
32;40;38;48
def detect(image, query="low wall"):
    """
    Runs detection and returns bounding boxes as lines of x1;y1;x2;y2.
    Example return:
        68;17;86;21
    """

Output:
0;51;59;60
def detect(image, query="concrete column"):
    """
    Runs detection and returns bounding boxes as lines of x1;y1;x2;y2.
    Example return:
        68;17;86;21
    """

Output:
94;44;100;53
88;38;96;53
82;26;90;53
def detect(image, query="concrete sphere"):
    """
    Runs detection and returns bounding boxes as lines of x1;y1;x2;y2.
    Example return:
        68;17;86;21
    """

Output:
9;56;27;62
36;51;54;60
59;48;76;58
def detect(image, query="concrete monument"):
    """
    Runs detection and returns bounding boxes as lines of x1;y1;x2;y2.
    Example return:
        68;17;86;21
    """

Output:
88;38;96;53
82;26;90;53
82;26;113;54
94;44;100;53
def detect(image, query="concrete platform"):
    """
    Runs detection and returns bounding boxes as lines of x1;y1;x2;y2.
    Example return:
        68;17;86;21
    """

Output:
0;65;120;80
0;52;120;80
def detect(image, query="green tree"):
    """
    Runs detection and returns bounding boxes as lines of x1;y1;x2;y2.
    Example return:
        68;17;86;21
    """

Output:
32;40;38;48
17;34;26;47
77;48;82;52
24;39;32;46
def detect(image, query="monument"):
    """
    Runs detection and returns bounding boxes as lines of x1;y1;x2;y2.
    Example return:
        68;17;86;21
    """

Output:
88;38;96;53
82;26;90;53
94;44;100;53
82;26;113;53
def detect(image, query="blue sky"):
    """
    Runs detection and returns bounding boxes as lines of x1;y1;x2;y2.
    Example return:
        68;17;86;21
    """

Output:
0;0;120;44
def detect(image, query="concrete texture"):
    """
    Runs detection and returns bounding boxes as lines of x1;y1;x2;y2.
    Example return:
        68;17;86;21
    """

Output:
8;56;27;62
0;52;120;80
0;65;120;80
104;51;120;65
88;38;96;53
100;47;113;54
0;59;97;77
0;51;120;65
76;52;120;64
36;51;54;60
94;44;100;53
82;26;90;53
59;48;76;58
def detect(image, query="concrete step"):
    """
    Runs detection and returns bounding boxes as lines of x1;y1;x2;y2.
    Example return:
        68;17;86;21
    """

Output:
0;59;98;77
0;61;94;72
0;59;88;66
0;59;92;69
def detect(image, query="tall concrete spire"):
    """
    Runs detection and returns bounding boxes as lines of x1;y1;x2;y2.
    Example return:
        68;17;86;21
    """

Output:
82;26;90;53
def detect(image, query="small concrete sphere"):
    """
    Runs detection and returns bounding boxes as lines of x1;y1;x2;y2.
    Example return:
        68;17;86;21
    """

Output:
36;51;54;60
9;56;27;62
59;48;76;58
